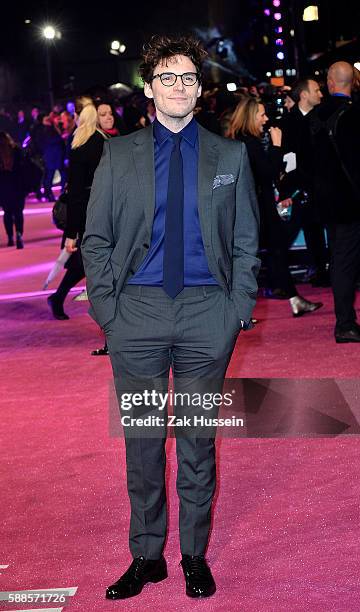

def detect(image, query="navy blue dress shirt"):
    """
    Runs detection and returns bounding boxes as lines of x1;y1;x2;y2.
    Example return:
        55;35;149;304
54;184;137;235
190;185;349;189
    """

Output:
128;117;217;287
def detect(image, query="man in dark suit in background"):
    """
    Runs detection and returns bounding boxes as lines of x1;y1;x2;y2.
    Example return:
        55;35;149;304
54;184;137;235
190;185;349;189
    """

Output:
82;35;260;599
310;62;360;342
281;78;329;287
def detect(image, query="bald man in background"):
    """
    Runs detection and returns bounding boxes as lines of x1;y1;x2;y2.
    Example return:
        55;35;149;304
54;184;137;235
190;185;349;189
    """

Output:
310;61;360;342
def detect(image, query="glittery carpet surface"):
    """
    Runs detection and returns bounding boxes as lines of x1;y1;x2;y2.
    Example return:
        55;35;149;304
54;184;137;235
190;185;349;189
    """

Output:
1;198;360;611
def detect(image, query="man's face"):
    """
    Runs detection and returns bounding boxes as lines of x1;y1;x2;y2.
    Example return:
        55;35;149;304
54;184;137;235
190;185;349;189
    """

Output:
304;80;323;108
144;54;202;122
327;74;335;94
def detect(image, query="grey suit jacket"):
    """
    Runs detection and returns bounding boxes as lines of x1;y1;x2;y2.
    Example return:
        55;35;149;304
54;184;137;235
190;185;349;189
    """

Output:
81;123;260;330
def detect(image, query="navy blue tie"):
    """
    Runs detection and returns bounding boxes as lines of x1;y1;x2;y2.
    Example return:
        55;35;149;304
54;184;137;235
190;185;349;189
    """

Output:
163;133;184;298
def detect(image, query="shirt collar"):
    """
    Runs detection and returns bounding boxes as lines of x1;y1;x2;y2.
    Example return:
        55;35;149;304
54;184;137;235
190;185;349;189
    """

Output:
331;92;351;98
153;117;198;147
298;106;309;116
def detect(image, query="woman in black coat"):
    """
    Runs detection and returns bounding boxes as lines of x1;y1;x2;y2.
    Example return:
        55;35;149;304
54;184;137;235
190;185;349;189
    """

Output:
0;132;26;248
227;96;322;317
47;97;119;324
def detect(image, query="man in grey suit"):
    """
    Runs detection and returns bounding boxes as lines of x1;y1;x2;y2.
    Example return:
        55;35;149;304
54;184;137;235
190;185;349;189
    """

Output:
82;34;260;599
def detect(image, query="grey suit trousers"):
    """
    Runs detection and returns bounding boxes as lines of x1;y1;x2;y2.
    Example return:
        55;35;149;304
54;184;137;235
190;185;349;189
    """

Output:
105;285;241;559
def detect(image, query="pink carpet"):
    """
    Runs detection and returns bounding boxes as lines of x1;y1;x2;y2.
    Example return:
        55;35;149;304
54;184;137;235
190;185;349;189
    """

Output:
1;198;360;611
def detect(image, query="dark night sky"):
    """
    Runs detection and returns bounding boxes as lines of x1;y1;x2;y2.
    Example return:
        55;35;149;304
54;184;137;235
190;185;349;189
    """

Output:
2;0;359;62
0;0;359;105
0;0;214;103
2;0;211;59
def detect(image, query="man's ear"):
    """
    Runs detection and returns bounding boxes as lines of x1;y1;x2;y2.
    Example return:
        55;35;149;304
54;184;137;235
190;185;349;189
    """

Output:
144;82;154;99
197;84;202;99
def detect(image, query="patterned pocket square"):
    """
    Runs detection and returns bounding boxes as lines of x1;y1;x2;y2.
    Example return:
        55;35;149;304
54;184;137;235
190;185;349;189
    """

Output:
213;174;235;190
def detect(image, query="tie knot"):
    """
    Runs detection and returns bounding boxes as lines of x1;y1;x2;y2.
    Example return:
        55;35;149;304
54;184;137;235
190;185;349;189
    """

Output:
172;133;182;148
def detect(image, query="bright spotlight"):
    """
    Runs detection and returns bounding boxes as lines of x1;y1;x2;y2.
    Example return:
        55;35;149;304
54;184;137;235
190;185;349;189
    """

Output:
111;40;120;51
226;83;237;92
43;25;56;40
303;6;319;21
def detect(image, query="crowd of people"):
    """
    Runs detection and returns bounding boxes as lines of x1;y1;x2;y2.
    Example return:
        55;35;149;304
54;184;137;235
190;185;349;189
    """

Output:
0;59;359;343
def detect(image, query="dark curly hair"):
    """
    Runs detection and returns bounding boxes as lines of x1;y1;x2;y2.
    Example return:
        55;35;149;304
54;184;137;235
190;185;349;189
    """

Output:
139;34;208;84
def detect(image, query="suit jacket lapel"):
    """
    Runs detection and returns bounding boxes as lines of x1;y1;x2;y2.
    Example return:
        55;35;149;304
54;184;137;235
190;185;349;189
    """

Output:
132;125;155;239
197;124;219;247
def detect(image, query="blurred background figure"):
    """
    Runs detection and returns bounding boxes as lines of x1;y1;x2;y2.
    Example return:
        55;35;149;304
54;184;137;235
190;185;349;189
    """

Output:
0;132;27;248
60;110;77;186
16;110;29;145
29;107;40;129
227;95;322;317
281;78;329;287
283;91;296;113
47;96;119;346
38;115;66;201
195;90;221;134
27;112;46;201
352;65;360;103
0;108;16;140
122;94;147;132
310;61;360;342
145;100;156;124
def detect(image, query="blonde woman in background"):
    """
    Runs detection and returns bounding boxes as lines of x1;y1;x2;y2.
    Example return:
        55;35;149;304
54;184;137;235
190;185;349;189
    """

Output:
47;97;119;325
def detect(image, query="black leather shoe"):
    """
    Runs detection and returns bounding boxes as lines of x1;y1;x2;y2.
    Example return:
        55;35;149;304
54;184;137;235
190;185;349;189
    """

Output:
106;556;167;600
335;327;360;343
16;232;24;249
7;236;14;247
47;295;69;320
180;554;216;598
290;296;323;317
91;344;109;356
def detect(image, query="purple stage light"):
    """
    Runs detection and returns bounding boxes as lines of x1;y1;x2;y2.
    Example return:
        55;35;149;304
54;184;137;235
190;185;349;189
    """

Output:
275;26;283;33
274;12;282;20
275;38;284;46
0;207;54;216
264;8;271;16
0;262;58;281
273;0;281;6
0;287;86;301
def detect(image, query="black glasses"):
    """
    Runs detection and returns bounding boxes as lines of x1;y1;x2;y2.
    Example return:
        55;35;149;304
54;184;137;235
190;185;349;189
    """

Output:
151;72;200;87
